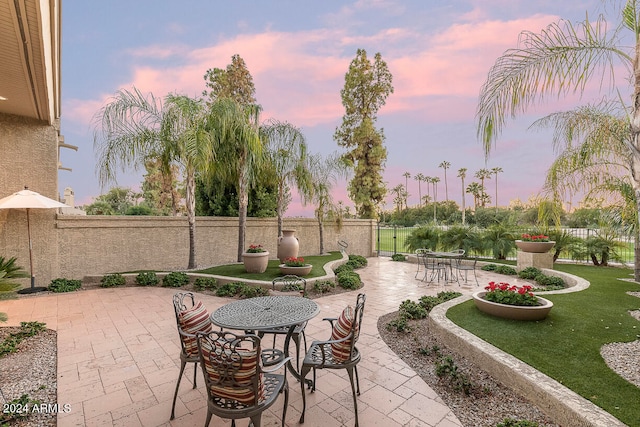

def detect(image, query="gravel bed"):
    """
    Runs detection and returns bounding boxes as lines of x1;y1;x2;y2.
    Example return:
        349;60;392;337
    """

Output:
0;327;57;427
377;312;562;427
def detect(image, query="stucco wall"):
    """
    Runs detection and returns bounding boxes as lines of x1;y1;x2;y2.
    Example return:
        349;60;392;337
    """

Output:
0;113;60;287
56;216;376;280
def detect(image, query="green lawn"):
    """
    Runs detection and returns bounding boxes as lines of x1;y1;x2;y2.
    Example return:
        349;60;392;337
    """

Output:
447;264;640;426
196;251;343;281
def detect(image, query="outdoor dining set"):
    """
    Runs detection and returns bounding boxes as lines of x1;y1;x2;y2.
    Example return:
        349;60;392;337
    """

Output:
170;274;366;427
414;248;479;286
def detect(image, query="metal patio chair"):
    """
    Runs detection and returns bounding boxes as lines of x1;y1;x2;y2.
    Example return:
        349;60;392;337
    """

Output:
453;255;479;286
299;293;366;427
171;292;212;420
197;330;290;427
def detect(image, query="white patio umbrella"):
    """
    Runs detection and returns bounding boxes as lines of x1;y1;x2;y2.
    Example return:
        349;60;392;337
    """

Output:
0;187;69;293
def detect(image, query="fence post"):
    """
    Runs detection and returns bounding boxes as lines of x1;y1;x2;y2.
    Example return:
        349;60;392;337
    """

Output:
393;225;397;255
376;222;381;256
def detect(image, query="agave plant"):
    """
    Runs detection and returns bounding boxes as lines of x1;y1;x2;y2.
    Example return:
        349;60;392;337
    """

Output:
0;256;28;294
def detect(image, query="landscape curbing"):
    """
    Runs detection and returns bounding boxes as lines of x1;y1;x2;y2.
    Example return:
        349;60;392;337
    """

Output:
81;251;350;290
429;269;626;427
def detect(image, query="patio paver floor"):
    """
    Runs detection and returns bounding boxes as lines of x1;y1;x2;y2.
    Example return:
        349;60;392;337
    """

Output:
1;257;511;426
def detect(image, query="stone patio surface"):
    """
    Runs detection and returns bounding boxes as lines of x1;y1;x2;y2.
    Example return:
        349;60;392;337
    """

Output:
2;257;498;427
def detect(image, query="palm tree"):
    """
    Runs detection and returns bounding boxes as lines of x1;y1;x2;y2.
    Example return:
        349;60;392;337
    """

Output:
439;161;451;201
432;176;440;222
261;119;312;237
390;184;405;212
307;152;347;254
491;166;503;210
93;88;217;269
475;2;640;278
414;173;425;207
403;172;411;208
466;182;482;211
457;168;467;224
209;99;263;261
474;168;491;206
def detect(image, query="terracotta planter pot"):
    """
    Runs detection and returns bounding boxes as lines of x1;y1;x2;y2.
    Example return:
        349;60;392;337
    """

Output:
472;291;553;321
515;240;556;253
242;251;270;274
278;264;312;276
277;229;299;262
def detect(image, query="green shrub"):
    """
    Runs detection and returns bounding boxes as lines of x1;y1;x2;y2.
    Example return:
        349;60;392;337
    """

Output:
418;291;462;312
418;295;441;312
0;393;41;423
216;282;244;297
239;285;269;298
348;254;368;268
0;321;46;357
391;253;407;261
434;356;473;395
313;280;336;294
518;267;542;280
481;264;497;271
399;300;428;319
496;419;539;427
282;282;302;292
336;271;362;290
194;277;217;291
333;264;354;275
101;273;125;288
386;314;410;332
534;274;565;288
494;265;517;275
48;278;81;293
162;272;189;288
135;271;159;287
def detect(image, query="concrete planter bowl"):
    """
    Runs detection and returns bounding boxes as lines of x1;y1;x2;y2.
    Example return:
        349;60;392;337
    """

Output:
472;291;553;321
278;264;313;276
515;240;556;253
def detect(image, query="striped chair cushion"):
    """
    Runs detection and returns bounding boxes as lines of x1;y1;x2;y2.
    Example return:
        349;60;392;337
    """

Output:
330;305;355;362
200;338;264;405
178;300;212;356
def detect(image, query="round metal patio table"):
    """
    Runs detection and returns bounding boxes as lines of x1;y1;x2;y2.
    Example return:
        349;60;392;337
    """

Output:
210;295;320;384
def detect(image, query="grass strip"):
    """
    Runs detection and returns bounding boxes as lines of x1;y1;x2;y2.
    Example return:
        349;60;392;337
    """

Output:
196;251;343;280
447;264;640;426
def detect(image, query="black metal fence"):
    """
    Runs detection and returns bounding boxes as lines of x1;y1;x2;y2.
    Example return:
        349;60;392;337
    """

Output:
376;224;635;265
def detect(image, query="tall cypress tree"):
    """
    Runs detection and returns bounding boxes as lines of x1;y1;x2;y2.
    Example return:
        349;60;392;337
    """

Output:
334;49;393;219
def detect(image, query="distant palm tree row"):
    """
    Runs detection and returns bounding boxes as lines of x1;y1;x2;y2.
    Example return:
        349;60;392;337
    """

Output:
394;163;504;222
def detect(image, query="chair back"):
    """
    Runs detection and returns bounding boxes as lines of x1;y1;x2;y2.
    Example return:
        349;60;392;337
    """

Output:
272;275;307;295
197;330;264;406
351;293;366;346
173;292;211;357
330;293;366;362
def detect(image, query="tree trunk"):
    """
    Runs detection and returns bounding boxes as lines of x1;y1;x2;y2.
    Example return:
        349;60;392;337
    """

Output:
237;160;249;262
277;183;285;238
631;37;640;280
317;211;325;255
185;169;196;269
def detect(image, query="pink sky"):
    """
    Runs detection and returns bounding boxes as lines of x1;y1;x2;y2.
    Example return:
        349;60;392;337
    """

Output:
59;1;618;216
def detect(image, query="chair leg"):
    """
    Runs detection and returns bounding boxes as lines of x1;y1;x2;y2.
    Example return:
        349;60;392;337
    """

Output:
171;359;187;420
354;365;361;395
281;378;289;427
192;361;198;388
249;415;262;427
204;409;212;427
299;365;312;424
346;367;359;427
